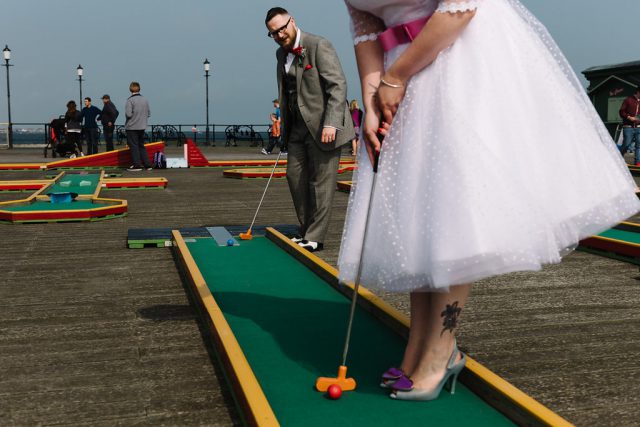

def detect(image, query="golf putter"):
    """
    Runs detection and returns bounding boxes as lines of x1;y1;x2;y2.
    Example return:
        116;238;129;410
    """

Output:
316;123;383;392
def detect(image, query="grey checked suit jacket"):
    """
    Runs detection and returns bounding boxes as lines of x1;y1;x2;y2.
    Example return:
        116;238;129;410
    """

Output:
276;31;355;151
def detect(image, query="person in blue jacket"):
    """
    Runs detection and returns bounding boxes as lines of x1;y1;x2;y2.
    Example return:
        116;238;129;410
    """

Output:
80;97;102;155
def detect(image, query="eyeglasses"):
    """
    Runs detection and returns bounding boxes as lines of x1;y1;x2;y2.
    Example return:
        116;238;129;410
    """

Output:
267;17;291;38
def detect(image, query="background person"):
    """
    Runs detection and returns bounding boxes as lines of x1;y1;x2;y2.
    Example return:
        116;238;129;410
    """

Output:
64;100;83;157
263;99;283;155
100;94;119;152
349;99;363;156
124;81;152;171
80;97;102;155
618;86;640;165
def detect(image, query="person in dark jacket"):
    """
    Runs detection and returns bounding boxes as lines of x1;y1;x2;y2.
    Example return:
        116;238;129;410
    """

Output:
64;100;83;157
619;86;640;165
81;97;102;155
100;94;119;151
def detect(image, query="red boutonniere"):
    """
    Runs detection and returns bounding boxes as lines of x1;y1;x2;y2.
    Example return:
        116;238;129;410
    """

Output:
304;64;312;71
292;46;307;66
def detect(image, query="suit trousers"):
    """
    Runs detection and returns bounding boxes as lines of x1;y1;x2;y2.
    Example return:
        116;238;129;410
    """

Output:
286;122;341;243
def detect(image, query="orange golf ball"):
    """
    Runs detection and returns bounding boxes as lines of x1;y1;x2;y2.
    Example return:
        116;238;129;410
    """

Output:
327;384;342;400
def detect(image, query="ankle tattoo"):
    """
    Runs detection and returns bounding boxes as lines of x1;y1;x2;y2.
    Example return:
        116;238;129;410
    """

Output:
440;301;462;336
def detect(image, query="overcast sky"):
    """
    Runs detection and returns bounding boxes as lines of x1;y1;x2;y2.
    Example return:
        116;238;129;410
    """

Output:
0;0;637;127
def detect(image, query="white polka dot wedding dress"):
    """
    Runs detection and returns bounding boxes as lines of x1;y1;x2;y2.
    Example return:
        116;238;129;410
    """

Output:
338;0;640;291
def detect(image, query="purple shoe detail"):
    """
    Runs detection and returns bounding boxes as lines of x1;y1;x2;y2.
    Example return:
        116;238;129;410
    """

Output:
382;367;403;381
391;375;414;392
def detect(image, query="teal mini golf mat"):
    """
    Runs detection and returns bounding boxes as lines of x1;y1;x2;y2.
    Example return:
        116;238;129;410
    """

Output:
598;228;640;244
48;173;100;195
181;234;517;426
3;199;98;212
578;222;640;265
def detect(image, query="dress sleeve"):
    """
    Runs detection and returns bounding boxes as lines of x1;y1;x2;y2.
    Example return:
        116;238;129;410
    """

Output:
435;0;481;14
344;1;386;46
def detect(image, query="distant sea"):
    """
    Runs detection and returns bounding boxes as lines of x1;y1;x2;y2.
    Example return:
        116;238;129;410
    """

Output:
0;132;48;146
0;130;270;146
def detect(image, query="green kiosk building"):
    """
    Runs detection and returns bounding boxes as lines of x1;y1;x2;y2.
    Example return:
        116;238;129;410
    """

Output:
582;60;640;139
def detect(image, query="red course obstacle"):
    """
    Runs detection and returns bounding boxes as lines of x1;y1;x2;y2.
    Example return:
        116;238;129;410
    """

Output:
0;142;166;171
184;139;357;168
45;142;165;169
185;139;210;167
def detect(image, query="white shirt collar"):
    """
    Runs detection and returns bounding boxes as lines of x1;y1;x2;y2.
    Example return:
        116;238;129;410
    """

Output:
293;28;301;50
284;28;302;73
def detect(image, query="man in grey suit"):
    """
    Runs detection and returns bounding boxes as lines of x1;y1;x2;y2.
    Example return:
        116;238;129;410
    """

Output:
266;7;355;252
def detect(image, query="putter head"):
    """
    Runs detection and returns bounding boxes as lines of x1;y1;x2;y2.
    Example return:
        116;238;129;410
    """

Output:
239;230;252;240
315;365;356;392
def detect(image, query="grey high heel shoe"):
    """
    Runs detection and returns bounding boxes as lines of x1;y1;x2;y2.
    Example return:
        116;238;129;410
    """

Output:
390;344;466;401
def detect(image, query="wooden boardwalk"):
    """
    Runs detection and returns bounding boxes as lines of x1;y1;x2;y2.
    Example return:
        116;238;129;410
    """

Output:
1;146;639;426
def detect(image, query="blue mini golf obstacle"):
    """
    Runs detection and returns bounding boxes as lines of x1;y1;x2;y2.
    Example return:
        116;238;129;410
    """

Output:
48;192;79;204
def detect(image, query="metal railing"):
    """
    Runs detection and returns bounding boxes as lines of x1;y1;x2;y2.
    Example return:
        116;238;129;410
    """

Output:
0;122;8;148
2;122;272;149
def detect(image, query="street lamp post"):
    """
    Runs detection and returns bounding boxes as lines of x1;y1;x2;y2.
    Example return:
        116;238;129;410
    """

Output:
76;64;83;106
203;58;212;146
2;45;13;149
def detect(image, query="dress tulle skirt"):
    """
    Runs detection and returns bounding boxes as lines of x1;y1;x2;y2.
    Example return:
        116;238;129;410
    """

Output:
337;0;640;292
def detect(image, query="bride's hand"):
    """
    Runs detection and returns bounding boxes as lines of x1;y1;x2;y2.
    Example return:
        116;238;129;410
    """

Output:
376;74;407;125
362;103;390;167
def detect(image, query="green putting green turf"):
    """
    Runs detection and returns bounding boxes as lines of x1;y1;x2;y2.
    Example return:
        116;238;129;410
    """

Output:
186;236;514;426
3;200;101;211
48;173;101;195
599;228;640;244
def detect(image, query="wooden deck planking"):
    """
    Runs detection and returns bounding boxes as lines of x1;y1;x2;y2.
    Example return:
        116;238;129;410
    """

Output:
0;146;639;426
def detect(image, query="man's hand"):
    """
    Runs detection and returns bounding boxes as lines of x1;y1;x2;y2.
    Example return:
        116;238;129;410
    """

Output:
321;127;337;143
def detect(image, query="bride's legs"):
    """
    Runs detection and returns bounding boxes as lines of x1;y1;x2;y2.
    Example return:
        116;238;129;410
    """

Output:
408;283;472;391
399;292;431;375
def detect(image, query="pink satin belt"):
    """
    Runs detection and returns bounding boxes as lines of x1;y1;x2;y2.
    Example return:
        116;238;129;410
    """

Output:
378;15;432;52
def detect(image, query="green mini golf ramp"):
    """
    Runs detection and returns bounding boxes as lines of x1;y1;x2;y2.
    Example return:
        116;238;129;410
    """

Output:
174;229;571;427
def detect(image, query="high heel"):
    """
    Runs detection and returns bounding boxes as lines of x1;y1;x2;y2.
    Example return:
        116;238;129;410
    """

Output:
390;343;466;401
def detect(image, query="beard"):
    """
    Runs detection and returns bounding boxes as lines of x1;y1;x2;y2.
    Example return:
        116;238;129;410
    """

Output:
276;29;296;51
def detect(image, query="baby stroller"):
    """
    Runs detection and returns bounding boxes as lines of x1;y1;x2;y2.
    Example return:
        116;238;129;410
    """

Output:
44;117;63;158
47;116;78;158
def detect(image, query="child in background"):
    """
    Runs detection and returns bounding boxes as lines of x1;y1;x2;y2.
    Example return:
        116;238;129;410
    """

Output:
263;99;284;155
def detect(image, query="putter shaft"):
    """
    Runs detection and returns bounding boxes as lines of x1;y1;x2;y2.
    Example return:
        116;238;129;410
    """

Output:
245;151;283;234
341;150;380;367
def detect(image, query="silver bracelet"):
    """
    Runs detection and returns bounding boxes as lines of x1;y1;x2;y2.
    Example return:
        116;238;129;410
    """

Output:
380;78;404;88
